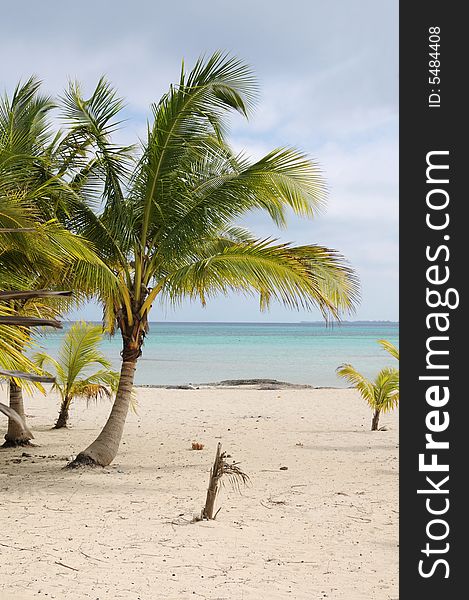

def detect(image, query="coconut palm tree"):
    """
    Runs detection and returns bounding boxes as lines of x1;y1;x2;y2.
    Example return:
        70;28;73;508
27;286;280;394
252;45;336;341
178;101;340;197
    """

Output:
1;76;120;298
60;52;359;467
1;78;120;444
34;322;119;428
0;201;68;445
0;209;118;446
0;214;116;445
336;364;399;430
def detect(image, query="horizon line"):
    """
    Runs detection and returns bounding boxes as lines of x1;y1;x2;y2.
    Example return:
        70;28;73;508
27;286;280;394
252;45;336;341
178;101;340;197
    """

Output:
62;319;400;325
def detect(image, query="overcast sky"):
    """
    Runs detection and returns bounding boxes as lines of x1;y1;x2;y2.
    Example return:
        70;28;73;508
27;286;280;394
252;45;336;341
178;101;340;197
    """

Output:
1;0;398;322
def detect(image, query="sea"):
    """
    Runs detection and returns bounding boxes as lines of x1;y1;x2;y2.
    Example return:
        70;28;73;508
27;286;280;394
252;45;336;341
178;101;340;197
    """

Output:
36;321;399;388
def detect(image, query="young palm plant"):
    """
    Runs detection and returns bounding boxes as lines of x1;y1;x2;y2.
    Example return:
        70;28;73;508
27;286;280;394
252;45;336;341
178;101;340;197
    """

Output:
336;364;399;430
62;52;359;467
34;322;119;429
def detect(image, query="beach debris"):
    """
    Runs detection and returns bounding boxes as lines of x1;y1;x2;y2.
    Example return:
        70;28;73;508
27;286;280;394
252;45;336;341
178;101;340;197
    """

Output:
260;496;288;510
191;442;204;450
197;442;249;520
55;560;79;572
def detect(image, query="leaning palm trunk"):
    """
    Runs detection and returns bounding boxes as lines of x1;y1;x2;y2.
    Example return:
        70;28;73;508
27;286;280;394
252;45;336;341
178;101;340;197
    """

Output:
3;381;33;447
68;312;144;467
69;359;137;466
371;408;381;431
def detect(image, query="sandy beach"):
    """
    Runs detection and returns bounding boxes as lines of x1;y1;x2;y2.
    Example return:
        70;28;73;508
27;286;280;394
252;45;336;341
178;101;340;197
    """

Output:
0;387;398;600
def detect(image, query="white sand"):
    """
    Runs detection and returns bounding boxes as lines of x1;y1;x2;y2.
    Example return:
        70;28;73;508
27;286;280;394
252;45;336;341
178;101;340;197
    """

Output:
0;387;398;600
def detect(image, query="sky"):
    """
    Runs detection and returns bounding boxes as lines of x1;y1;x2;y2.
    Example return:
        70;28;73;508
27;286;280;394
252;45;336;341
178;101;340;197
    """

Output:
1;0;398;322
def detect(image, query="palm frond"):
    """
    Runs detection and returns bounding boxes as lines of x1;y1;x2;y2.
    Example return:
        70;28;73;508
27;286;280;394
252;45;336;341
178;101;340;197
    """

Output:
148;146;327;266
155;238;358;320
374;367;399;412
71;381;113;405
131;52;258;250
0;305;46;392
57;322;111;387
336;363;375;406
337;361;399;414
378;339;399;361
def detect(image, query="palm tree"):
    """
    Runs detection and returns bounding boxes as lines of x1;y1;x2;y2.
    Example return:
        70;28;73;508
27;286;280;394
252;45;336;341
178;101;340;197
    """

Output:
61;53;359;467
0;203;66;445
34;322;119;428
336;364;399;430
0;211;117;445
1;76;120;297
1;78;120;444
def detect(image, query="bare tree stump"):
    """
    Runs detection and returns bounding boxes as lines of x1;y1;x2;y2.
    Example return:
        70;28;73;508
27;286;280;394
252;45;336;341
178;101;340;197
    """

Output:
199;443;249;521
202;442;222;520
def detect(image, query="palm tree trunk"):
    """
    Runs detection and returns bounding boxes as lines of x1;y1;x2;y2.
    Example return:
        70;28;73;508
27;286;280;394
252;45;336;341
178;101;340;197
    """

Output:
3;380;33;447
54;398;70;429
68;359;137;467
371;408;381;431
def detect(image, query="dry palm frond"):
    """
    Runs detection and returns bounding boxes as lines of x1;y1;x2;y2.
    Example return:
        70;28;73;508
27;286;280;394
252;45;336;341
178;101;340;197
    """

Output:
217;452;250;493
76;383;113;407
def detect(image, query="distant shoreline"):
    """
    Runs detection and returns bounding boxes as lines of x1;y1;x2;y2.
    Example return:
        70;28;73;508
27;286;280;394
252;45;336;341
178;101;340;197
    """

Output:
37;322;398;388
136;378;348;390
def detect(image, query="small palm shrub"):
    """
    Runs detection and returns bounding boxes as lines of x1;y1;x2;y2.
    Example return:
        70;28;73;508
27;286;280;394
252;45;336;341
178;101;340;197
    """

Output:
337;339;399;430
34;322;119;428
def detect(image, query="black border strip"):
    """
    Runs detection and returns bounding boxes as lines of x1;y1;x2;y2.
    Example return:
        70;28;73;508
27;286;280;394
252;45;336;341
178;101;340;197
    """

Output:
400;2;465;596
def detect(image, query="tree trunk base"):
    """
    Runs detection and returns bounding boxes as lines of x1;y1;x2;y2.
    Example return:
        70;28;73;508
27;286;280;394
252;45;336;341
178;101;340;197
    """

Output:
53;422;68;430
54;406;69;429
5;381;33;445
371;409;381;431
2;438;35;448
65;453;100;469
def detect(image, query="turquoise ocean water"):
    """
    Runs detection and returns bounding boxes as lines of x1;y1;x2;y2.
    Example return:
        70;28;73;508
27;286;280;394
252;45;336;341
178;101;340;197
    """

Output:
37;322;399;387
